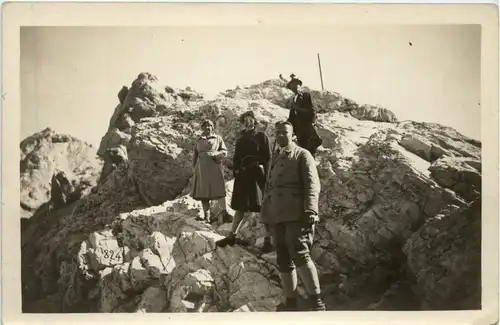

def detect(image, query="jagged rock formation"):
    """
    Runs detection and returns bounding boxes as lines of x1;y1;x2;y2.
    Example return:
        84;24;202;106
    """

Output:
50;170;76;209
21;73;481;313
20;127;103;219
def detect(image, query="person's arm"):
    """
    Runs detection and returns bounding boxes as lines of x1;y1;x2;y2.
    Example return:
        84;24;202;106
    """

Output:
299;150;321;219
290;101;309;113
192;142;199;169
214;136;228;161
233;139;241;176
293;92;315;116
259;133;272;181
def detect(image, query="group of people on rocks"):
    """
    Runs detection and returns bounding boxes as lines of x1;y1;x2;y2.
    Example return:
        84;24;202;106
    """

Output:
190;75;326;311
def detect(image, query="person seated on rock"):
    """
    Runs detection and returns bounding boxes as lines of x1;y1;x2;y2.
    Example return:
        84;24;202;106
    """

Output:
216;111;273;252
283;75;323;157
191;119;232;224
260;121;326;312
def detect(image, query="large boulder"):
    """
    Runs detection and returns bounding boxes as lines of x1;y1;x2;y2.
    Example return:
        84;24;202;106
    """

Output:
350;104;398;123
21;165;147;312
428;157;481;202
403;200;481;309
397;121;481;161
21;73;482;313
99;145;129;185
20;127;102;219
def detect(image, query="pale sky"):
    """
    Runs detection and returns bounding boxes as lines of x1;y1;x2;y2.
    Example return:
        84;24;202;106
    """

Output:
21;25;481;147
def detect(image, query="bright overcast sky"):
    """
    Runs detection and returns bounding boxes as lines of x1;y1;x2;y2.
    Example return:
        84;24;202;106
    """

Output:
21;25;480;147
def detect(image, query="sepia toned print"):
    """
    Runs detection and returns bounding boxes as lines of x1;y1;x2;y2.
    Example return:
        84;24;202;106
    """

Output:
2;3;498;325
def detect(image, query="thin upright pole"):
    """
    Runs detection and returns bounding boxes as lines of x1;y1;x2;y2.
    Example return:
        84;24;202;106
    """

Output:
317;53;324;91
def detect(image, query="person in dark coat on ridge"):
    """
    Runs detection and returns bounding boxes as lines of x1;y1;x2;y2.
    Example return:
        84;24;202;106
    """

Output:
282;74;323;157
216;111;273;252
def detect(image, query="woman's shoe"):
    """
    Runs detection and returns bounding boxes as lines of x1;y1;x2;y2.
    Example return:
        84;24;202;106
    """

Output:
215;233;236;247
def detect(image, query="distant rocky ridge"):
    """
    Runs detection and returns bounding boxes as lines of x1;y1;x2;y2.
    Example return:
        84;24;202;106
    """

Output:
20;127;103;220
21;72;481;313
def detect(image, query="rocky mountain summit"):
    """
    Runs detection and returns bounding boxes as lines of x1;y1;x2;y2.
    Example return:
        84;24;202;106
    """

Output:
21;72;481;313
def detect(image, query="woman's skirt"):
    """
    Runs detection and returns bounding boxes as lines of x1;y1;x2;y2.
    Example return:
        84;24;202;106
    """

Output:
230;165;266;212
191;154;226;200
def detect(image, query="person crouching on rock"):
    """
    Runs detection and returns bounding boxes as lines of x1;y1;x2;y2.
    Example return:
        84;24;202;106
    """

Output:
260;120;326;312
216;111;273;252
191;119;232;224
284;75;323;158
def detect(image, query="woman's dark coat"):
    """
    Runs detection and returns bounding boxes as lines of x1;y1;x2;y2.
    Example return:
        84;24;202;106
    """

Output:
230;128;272;212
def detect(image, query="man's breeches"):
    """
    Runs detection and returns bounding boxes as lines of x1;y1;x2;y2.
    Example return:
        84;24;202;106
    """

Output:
271;221;314;273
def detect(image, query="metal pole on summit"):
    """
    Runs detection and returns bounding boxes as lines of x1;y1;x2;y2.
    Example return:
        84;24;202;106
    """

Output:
317;53;324;91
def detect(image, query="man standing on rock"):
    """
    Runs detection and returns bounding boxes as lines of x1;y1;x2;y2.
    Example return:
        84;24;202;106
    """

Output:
260;120;326;311
281;74;323;157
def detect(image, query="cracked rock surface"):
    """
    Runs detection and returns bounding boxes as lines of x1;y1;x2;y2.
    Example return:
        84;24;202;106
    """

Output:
21;73;481;312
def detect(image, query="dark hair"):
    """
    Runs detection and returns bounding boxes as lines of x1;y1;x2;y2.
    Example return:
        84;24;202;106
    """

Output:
201;119;215;128
239;110;256;124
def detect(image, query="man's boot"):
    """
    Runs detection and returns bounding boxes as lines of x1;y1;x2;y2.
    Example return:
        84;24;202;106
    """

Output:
276;271;298;312
276;298;298;312
297;262;326;311
308;294;326;311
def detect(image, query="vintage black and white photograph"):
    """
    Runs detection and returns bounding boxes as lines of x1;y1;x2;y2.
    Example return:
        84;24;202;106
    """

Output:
4;3;497;322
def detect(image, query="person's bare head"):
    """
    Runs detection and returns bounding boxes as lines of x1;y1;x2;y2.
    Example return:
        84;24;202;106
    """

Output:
201;119;214;135
239;111;257;130
275;121;294;147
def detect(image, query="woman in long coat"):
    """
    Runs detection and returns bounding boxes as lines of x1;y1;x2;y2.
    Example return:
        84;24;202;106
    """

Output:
191;119;229;223
216;111;273;250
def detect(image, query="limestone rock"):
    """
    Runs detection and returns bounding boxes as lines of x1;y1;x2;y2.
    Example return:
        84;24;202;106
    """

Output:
233;304;256;312
21;165;146;312
135;286;168;312
310;90;345;113
85;230;125;271
428;157;481;202
398;121;480;160
50;170;76;209
20;127;102;219
219;78;294;107
97;127;131;158
118;86;129;104
21;73;482;313
399;134;449;162
403;200;481;309
99;144;129;185
350;105;398;123
127;118;195;205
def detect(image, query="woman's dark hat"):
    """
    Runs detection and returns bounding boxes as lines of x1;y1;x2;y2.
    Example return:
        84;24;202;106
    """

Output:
286;73;302;90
